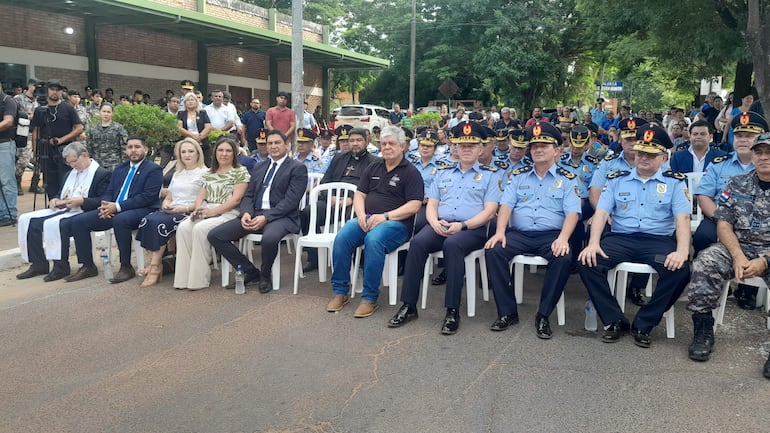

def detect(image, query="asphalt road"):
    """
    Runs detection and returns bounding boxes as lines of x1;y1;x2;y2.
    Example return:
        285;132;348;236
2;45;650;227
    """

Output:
1;256;769;433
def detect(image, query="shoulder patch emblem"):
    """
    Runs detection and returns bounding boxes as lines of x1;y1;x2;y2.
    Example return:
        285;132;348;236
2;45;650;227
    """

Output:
480;164;499;172
557;167;576;179
662;170;687;181
311;154;319;161
437;161;456;170
511;165;533;176
607;170;630;180
604;152;620;161
408;154;419;163
585;154;600;164
494;160;509;170
712;153;731;164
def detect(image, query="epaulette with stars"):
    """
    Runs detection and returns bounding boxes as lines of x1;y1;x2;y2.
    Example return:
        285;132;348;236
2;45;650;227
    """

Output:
436;161;457;170
712;153;732;164
607;170;630;179
560;153;570;161
480;164;499;172
557;167;576;179
662;170;687;181
511;165;533;176
493;160;509;170
407;153;420;163
585;154;600;165
604;152;620;161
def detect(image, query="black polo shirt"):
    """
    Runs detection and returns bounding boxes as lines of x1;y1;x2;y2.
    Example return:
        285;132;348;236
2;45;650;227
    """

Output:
31;103;82;142
358;156;424;230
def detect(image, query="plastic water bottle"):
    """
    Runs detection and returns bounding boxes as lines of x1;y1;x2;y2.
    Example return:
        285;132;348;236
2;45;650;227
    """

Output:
234;265;245;295
101;248;113;281
584;297;598;331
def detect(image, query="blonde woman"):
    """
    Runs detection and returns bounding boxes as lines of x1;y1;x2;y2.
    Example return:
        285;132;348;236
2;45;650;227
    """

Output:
178;91;212;166
135;138;208;287
173;137;249;290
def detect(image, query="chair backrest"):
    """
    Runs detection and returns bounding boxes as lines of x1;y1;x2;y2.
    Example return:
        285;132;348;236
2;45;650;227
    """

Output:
686;171;704;221
307;182;357;236
300;172;325;210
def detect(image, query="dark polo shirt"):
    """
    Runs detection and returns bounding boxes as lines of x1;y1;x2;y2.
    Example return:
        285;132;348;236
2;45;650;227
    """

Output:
358;156;424;230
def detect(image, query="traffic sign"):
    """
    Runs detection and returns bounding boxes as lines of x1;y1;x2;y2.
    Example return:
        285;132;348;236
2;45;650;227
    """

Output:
597;81;623;92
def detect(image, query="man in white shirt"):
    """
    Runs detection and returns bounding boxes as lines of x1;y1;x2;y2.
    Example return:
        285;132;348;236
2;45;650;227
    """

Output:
204;90;234;132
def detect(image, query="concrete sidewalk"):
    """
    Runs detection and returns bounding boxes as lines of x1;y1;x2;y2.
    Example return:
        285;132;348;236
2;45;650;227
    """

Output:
0;169;47;270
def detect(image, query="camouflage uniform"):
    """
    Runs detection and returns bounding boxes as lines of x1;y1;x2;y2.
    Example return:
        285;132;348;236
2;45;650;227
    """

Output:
687;170;770;313
13;94;37;180
87;121;128;172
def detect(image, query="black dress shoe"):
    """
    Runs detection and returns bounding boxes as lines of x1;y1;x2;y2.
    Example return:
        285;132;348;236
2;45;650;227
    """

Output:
490;314;519;331
0;217;17;227
65;265;99;282
16;265;49;280
43;269;70;282
763;354;770;379
440;308;460;335
631;326;652;348
601;321;630;343
431;269;446;285
628;287;648;306
258;274;272;293
535;314;552;339
388;303;418;328
109;265;136;284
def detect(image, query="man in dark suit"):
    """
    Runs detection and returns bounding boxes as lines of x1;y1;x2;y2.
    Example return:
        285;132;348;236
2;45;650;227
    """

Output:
16;142;111;281
208;129;308;293
65;135;163;283
669;120;726;173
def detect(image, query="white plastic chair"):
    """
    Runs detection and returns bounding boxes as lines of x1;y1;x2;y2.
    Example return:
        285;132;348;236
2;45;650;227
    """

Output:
220;233;293;289
95;229;145;270
607;262;675;338
420;249;489;317
351;241;410;305
510;255;566;326
714;277;770;332
293;182;357;294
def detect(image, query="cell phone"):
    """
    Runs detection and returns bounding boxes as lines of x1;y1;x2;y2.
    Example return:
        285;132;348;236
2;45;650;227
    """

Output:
654;254;667;264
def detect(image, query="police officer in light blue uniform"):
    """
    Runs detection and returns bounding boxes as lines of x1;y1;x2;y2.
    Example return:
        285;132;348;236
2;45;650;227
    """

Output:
388;121;503;335
485;121;582;338
558;125;598;257
317;129;336;173
501;130;530;182
578;124;692;348
294;128;326;174
251;128;270;164
493;128;513;162
408;129;449;232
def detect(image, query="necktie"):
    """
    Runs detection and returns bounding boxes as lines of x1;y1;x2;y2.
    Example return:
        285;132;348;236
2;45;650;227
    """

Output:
117;165;136;203
255;162;277;212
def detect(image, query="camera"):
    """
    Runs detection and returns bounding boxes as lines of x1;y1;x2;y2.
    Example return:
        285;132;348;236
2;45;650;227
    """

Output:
34;80;48;105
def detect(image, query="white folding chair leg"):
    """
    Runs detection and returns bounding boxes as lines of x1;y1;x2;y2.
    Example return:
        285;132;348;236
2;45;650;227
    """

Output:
615;270;629;312
421;256;433;310
464;255;477;317
713;280;731;331
664;306;675;338
479;254;489;302
318;248;329;283
271;254;280;290
222;258;231;287
293;244;303;295
556;292;566;326
513;262;524;304
387;252;399;305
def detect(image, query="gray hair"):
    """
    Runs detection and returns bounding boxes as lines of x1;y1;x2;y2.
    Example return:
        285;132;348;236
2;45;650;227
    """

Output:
380;125;405;144
501;107;511;114
62;142;89;159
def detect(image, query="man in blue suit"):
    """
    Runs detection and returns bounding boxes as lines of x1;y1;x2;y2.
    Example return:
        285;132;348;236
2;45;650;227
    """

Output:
669;121;725;173
65;135;163;283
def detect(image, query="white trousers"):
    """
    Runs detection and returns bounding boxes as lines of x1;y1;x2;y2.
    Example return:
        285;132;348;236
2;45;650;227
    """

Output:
173;210;238;289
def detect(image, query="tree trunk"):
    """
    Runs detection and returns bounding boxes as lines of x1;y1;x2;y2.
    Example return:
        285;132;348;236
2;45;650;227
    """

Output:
746;0;769;111
733;60;754;100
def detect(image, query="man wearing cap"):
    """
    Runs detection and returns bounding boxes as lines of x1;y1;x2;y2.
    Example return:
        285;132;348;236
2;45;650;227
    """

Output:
252;128;270;163
389;122;502;334
266;92;296;142
591;99;607;128
484;121;581;338
242;98;266;153
326;126;423;318
317;129;335;170
300;126;377;272
692;112;768;309
302;100;318;131
67;90;89;127
578;124;691;348
104;88;116;105
686;132;770;378
492;128;513;163
179;80;195;105
30;80;84;202
407;129;446;233
294;128;325;174
559;125;599;255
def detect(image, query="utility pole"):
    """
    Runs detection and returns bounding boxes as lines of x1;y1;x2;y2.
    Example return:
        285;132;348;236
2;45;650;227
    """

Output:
291;0;304;150
408;0;416;111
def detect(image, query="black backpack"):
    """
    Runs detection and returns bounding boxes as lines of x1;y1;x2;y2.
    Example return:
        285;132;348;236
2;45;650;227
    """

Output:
0;93;29;148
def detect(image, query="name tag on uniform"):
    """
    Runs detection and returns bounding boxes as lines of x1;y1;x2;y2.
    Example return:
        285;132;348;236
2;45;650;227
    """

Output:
519;185;530;190
372;176;381;180
618;192;630;196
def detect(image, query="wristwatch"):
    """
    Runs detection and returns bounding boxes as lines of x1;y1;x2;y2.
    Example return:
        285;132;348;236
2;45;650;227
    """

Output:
384;212;390;221
461;222;468;231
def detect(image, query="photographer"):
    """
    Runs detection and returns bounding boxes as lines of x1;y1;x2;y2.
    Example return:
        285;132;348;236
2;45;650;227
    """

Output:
30;80;84;201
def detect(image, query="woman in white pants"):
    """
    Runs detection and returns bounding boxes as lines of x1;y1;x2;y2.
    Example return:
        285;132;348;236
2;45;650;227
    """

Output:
174;137;249;290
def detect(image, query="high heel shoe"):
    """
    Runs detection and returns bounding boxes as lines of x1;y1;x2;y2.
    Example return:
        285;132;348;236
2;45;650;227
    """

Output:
140;263;163;287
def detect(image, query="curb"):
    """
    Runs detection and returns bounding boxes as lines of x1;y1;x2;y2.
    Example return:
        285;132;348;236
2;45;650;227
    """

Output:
0;248;22;272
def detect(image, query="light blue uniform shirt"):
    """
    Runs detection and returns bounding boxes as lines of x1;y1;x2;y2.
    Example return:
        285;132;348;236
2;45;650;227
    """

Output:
598;167;691;236
560;152;600;191
695;153;754;200
428;162;504;222
503;164;582;232
294;152;326;174
590;151;634;189
408;154;442;196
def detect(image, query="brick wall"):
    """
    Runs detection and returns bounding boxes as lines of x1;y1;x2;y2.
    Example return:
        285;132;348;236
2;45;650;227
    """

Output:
207;4;270;30
98;74;181;105
207;47;268;79
276;63;322;87
0;5;85;56
152;0;197;11
98;25;197;70
35;68;88;91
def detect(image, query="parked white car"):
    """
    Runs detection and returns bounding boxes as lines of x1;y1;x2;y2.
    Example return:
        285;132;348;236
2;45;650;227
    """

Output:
334;104;391;132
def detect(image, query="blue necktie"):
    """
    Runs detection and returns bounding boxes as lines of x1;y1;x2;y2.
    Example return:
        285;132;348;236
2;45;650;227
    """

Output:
255;162;277;212
117;165;136;203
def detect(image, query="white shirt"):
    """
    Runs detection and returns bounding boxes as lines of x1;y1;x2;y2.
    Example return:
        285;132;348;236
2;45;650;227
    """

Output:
225;102;242;130
204;104;233;130
261;154;288;211
688;147;708;173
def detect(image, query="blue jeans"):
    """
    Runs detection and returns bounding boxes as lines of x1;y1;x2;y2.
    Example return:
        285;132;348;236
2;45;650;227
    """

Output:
331;219;409;302
0;140;18;219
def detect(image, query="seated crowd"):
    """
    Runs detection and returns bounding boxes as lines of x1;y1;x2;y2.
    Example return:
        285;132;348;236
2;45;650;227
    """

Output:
14;97;770;379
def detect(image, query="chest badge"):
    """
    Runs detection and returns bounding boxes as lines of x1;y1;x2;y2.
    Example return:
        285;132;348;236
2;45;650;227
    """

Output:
657;184;667;195
554;179;563;189
473;173;482;182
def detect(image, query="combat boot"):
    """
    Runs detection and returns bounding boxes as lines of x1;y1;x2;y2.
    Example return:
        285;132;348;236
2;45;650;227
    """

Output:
688;312;715;361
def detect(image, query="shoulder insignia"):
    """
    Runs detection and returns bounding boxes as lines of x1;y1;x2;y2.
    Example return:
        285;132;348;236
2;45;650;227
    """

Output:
607;170;630;180
585;154;600;164
557;167;576;179
511;165;533;176
604;152;620;161
560;153;570;161
662;170;687;181
407;153;419;163
493;160;509;170
480;164;499;172
310;154;319;161
437;161;456;170
712;153;731;164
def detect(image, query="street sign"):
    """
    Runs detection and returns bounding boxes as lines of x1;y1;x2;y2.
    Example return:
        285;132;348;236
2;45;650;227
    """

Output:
597;81;623;92
439;78;459;98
